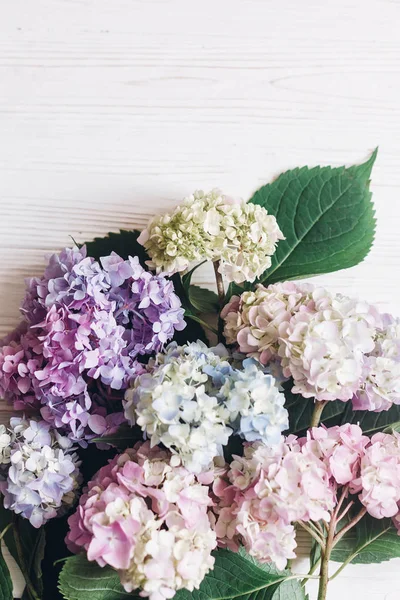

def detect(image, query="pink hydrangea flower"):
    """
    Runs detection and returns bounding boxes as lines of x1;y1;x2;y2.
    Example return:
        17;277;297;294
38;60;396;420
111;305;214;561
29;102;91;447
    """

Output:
211;437;336;569
222;282;314;364
353;432;400;519
66;442;216;600
222;282;400;409
304;424;369;486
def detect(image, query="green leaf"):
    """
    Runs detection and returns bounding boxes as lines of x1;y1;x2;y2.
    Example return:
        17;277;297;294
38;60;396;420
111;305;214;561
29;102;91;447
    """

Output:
331;514;400;565
21;527;46;600
182;261;207;293
265;578;306;600
249;149;377;284
283;381;346;434
0;538;13;600
384;421;400;434
84;230;149;265
174;549;297;600
0;502;45;599
58;554;132;600
0;502;14;564
339;403;400;436
188;285;219;314
282;379;400;437
59;550;301;600
91;425;144;450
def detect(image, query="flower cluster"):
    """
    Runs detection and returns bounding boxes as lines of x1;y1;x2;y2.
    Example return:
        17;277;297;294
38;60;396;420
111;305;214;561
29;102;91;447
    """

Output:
0;417;81;528
124;341;288;473
223;282;400;409
66;441;216;600
212;435;336;569
138;190;284;284
355;431;400;521
211;424;400;570
0;248;185;443
304;423;369;486
306;425;400;527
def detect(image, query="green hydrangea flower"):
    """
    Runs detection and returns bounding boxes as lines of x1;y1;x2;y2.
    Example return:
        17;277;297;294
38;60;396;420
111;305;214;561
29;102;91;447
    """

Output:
138;189;284;284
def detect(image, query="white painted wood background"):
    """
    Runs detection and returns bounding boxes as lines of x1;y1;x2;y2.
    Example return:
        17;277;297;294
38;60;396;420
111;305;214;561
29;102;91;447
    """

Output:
1;0;400;598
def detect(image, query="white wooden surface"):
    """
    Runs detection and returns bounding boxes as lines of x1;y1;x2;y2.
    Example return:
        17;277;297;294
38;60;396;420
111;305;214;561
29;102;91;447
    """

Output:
1;0;400;598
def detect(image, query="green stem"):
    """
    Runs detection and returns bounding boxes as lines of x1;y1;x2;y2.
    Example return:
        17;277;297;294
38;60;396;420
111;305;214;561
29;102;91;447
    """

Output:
0;523;12;542
310;401;328;428
297;521;326;550
333;507;367;547
317;516;335;600
213;260;225;309
314;492;368;599
186;314;218;336
331;525;391;580
302;557;321;587
12;516;41;600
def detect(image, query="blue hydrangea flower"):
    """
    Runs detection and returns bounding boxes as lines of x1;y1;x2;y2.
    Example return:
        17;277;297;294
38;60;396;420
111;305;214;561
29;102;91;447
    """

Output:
124;341;288;473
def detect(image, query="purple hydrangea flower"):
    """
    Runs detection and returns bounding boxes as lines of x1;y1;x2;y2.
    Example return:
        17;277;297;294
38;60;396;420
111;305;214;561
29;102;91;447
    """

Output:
0;417;81;528
0;247;186;444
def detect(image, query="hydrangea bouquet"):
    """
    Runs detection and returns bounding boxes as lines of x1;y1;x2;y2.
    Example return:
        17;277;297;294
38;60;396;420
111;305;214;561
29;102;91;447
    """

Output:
1;149;399;600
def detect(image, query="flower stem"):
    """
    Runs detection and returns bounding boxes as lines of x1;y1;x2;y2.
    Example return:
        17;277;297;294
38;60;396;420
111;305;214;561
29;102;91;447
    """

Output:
333;507;367;546
310;401;328;428
314;494;368;600
0;523;12;542
297;521;326;550
302;557;321;587
213;260;225;309
317;517;335;600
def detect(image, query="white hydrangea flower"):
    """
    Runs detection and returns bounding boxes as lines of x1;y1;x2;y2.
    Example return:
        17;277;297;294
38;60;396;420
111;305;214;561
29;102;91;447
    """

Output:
279;293;379;401
222;281;400;410
354;315;400;411
124;341;288;473
0;424;13;465
137;190;284;284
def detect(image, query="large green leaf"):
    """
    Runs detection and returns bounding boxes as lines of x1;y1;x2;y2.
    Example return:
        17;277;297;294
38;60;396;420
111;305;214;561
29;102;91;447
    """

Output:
84;230;149;265
331;515;400;565
188;285;219;314
59;550;303;600
266;579;306;600
282;379;400;436
0;540;13;600
249;150;377;284
339;403;400;436
58;554;132;600
283;381;346;434
175;549;301;600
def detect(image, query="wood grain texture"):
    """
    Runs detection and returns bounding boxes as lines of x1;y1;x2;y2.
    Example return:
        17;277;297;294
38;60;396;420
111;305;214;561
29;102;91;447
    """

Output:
1;0;400;598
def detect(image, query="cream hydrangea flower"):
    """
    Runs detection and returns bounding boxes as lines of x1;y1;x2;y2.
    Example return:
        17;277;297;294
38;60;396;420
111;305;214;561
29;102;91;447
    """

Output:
222;282;314;362
137;189;284;284
222;282;392;404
